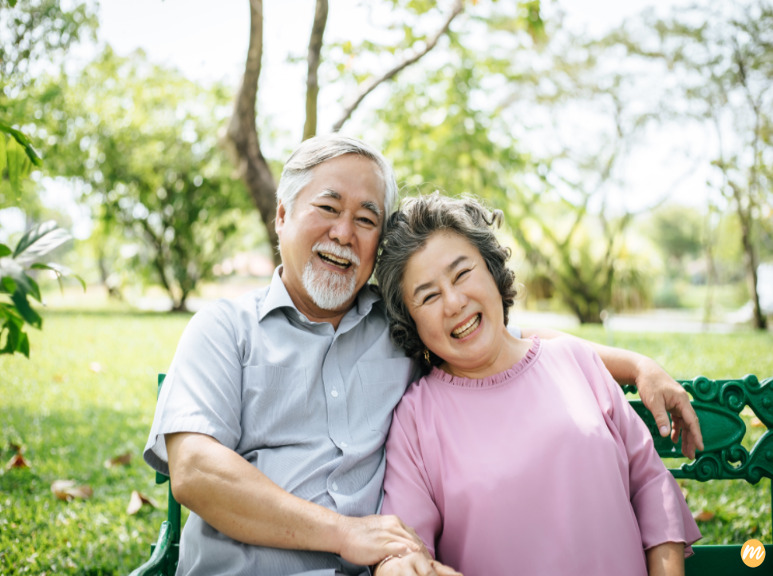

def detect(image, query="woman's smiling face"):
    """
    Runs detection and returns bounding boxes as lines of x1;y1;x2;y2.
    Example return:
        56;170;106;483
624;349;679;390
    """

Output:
402;231;510;379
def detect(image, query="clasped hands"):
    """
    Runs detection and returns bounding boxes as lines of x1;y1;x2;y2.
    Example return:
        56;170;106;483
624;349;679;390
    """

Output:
337;514;461;576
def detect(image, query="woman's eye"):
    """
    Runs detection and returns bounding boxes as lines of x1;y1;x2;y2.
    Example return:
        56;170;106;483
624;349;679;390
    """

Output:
455;269;471;281
422;293;438;305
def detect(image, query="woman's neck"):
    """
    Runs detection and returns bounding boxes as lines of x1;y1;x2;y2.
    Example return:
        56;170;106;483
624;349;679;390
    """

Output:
440;331;532;381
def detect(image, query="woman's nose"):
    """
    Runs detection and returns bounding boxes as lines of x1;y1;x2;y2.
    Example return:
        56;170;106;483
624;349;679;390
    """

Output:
444;288;467;315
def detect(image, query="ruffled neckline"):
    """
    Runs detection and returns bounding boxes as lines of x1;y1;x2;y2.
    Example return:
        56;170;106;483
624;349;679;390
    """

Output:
429;336;541;389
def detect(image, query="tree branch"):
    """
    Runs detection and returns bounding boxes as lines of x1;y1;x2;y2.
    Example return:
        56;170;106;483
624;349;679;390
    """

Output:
330;0;464;132
303;0;329;140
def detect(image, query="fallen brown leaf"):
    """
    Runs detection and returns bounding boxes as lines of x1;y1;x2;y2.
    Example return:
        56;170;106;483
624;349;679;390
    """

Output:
693;509;716;522
51;479;93;501
104;452;132;468
126;490;159;515
6;452;30;470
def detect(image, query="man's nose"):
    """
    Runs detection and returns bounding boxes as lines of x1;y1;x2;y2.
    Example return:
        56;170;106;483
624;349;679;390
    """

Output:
329;217;354;245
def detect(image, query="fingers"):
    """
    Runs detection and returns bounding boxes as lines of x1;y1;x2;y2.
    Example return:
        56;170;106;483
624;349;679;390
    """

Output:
377;552;463;576
432;559;464;575
647;393;672;438
670;399;703;459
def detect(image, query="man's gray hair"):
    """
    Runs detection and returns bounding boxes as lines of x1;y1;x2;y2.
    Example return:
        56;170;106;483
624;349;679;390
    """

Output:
276;133;399;233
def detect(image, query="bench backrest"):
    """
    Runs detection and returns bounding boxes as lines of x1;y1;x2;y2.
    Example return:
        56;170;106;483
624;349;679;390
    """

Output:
627;375;772;574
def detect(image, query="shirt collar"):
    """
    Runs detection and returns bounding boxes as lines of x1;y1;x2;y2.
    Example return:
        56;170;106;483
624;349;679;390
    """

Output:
259;265;382;324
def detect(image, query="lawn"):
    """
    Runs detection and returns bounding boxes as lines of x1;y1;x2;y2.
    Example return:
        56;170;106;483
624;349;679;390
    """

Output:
1;310;772;574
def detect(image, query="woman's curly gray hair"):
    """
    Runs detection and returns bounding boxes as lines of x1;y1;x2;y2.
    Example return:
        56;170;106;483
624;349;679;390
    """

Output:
375;192;517;373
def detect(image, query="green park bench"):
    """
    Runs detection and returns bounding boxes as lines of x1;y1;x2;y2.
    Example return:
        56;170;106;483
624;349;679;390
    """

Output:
129;374;773;576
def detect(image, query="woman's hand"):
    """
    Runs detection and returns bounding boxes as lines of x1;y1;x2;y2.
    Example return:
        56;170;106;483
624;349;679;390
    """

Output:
634;358;704;459
375;552;463;576
646;542;685;576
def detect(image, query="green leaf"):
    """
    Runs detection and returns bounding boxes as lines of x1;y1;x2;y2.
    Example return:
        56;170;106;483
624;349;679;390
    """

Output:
10;290;42;329
0;243;11;257
15;273;42;302
12;221;72;262
1;276;17;295
17;330;30;357
31;262;87;291
1;319;21;355
0;133;7;175
0;121;42;166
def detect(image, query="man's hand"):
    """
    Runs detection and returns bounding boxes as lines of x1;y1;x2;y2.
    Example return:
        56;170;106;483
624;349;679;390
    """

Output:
375;551;463;576
336;514;424;568
634;359;704;459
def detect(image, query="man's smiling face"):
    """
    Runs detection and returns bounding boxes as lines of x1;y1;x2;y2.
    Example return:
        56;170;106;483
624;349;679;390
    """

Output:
275;153;385;325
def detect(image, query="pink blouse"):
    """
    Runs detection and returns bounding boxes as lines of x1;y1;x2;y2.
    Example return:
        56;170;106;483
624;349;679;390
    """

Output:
382;337;701;575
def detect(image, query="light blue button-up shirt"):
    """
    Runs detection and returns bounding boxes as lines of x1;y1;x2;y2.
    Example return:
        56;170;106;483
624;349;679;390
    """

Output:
144;268;416;576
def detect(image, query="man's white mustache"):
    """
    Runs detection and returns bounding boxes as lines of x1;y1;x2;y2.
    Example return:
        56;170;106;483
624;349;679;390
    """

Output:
313;242;360;267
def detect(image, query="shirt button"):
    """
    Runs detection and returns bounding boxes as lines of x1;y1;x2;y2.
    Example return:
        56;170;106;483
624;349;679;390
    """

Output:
331;390;339;398
332;482;339;491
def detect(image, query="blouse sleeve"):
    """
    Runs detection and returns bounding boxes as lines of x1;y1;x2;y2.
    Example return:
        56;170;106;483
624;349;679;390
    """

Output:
582;345;702;556
381;398;443;558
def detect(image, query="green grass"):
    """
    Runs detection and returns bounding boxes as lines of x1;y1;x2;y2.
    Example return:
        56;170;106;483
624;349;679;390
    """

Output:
1;310;191;575
1;311;772;574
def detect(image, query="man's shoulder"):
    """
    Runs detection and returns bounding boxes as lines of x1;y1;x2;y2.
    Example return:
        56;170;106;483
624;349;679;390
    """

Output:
188;286;269;328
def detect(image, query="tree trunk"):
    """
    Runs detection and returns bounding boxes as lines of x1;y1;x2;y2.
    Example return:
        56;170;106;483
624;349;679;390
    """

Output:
226;0;280;265
303;0;328;141
730;183;767;330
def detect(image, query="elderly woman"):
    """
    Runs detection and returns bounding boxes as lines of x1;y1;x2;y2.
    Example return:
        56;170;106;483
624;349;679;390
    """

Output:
373;193;701;576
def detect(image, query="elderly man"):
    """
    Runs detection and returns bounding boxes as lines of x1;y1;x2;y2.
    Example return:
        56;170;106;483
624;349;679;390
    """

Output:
144;134;702;576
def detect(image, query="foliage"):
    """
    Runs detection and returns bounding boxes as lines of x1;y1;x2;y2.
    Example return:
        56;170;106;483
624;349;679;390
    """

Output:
0;0;96;94
1;311;771;574
38;48;254;311
0;221;83;357
378;12;660;323
612;0;773;328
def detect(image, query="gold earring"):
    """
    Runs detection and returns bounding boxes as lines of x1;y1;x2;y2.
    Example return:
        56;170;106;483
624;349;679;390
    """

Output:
424;349;431;364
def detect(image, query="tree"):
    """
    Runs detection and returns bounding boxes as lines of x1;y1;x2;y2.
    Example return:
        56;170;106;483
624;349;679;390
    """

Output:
0;0;93;356
225;0;467;265
39;48;254;311
616;0;772;329
377;11;662;323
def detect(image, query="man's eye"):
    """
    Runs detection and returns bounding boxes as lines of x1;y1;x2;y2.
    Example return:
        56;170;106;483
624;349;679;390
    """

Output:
357;217;377;226
318;205;336;213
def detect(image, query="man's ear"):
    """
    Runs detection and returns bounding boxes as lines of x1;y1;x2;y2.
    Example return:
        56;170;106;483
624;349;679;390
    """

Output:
275;201;286;234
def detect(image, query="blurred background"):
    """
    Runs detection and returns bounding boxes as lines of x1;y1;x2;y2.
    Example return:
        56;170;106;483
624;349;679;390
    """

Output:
2;0;771;331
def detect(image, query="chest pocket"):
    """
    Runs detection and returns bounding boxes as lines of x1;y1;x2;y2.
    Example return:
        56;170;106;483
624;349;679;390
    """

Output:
356;358;414;434
242;364;310;446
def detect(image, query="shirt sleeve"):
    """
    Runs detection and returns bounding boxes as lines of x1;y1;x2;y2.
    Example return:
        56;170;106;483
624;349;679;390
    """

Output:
381;397;442;558
143;300;245;475
580;344;702;556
